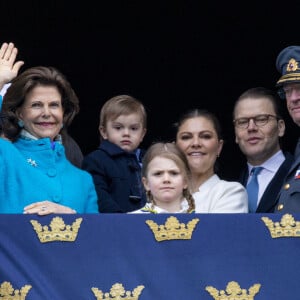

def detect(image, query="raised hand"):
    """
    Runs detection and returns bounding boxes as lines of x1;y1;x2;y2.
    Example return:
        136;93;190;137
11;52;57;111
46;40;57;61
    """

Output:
0;42;24;89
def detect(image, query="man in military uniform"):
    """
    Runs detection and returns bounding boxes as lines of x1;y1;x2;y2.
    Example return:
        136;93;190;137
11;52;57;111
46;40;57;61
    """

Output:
275;45;300;212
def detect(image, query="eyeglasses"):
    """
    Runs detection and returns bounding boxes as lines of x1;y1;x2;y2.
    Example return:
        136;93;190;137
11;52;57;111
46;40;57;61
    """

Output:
233;114;279;129
278;84;300;99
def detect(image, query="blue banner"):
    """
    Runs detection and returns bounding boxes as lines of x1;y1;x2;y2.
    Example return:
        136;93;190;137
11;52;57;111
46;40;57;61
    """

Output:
0;213;299;299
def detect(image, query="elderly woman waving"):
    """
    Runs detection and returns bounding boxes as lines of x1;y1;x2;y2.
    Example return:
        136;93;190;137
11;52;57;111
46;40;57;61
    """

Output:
0;66;98;214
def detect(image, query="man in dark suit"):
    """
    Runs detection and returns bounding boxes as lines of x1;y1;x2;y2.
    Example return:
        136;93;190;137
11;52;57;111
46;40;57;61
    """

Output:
233;87;294;212
274;46;300;212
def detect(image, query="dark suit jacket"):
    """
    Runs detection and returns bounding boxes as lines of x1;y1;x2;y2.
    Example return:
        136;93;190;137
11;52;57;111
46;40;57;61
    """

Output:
239;152;294;213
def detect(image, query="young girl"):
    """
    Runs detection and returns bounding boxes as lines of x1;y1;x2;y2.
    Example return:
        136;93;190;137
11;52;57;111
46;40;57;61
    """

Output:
82;94;147;213
131;142;195;213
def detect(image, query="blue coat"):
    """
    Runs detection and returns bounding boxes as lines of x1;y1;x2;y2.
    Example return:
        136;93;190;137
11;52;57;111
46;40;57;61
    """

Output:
239;152;294;212
82;140;147;213
275;148;300;212
0;137;98;213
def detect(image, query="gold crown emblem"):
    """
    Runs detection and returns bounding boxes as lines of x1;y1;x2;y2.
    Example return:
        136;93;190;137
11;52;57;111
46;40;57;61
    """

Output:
145;216;199;242
30;217;83;243
262;213;300;238
91;283;144;300
206;281;261;300
0;281;31;300
287;58;299;72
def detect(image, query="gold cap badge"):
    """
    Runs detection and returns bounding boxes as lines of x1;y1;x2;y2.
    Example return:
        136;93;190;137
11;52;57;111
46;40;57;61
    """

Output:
287;58;299;72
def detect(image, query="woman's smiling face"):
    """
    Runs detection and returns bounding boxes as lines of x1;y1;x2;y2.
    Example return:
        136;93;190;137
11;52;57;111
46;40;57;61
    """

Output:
17;85;64;141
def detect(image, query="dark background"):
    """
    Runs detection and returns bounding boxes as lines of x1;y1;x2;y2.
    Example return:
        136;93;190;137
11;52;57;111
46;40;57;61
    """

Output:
1;1;299;179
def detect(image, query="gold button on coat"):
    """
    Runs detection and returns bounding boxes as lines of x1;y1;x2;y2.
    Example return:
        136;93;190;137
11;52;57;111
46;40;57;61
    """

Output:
284;183;290;190
277;204;284;210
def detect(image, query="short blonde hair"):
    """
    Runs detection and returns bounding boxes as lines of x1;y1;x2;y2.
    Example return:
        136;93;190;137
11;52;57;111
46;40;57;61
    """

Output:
99;94;147;130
